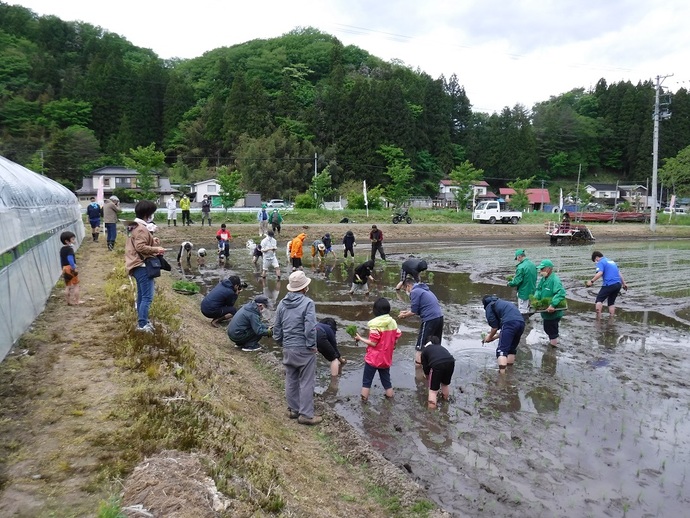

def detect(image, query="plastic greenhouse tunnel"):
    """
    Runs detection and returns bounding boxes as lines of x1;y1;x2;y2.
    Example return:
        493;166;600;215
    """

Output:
0;156;84;361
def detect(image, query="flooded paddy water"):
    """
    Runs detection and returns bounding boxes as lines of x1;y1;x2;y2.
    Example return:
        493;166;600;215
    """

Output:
172;238;690;517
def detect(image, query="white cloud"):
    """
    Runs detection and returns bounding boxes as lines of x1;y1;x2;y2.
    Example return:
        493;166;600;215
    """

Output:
10;0;690;113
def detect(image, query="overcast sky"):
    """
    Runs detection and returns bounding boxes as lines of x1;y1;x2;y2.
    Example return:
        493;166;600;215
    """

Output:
10;0;690;114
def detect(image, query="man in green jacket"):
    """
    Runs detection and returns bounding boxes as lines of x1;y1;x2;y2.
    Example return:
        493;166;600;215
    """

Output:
534;259;566;347
508;249;537;315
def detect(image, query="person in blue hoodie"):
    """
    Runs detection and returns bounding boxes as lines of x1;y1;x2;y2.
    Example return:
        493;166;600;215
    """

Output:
227;296;271;352
481;295;525;371
273;271;320;425
200;275;243;327
86;197;102;242
399;277;444;366
316;317;346;377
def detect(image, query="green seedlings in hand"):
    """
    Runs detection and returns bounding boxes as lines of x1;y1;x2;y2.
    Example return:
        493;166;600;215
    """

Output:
345;325;359;344
529;295;567;311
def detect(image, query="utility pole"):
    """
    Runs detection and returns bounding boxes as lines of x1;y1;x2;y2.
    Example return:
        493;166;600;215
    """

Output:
540;179;545;212
650;73;673;231
313;153;318;200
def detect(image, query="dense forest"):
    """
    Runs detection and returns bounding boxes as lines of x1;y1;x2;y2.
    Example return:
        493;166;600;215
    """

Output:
1;2;689;200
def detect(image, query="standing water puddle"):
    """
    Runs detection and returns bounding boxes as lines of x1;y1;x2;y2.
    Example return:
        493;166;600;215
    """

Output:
170;239;690;517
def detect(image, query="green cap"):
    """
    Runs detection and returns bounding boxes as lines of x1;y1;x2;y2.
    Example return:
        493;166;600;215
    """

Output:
262;203;267;208
515;249;525;260
537;259;554;270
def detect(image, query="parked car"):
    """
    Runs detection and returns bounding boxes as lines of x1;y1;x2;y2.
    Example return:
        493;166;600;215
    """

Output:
663;207;687;215
266;199;286;208
472;200;522;224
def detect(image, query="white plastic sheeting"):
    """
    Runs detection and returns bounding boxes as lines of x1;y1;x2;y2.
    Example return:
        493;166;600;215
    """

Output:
0;156;84;360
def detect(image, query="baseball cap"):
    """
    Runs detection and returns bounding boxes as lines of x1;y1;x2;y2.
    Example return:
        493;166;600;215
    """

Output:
537;259;554;270
254;295;269;306
515;249;525;260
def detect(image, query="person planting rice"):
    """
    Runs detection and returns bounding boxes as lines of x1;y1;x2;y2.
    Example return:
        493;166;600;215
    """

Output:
586;250;628;317
534;259;566;347
481;295;525;371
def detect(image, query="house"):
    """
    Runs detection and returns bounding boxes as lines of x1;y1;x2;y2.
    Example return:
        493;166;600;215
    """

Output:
584;183;619;203
191;179;220;202
619;184;649;209
437;179;493;208
498;188;551;211
75;166;179;206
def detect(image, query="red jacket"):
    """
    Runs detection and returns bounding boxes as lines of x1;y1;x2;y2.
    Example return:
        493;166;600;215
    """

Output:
364;314;401;368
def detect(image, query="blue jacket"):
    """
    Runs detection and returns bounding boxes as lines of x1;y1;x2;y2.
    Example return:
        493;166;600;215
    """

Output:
200;279;238;314
484;298;523;329
410;283;443;322
228;301;269;341
273;292;317;348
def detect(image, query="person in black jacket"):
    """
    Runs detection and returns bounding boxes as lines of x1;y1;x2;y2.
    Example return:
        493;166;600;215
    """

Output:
316;317;346;376
342;230;356;259
420;336;456;408
350;260;375;295
369;225;385;262
200;275;244;327
395;257;428;290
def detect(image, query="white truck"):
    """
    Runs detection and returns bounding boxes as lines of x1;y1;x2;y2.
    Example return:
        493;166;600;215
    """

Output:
472;200;522;224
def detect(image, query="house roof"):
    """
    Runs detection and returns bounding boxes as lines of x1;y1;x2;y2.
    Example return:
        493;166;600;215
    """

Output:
193;178;219;186
439;179;489;187
586;183;618;191
499;188;551;204
619;184;647;192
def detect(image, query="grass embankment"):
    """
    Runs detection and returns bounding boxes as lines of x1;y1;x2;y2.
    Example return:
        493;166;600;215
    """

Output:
98;260;436;515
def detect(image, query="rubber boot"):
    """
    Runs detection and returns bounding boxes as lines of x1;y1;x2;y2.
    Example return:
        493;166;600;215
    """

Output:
174;220;177;226
209;218;212;227
168;219;171;226
92;233;97;242
108;241;114;251
95;233;99;242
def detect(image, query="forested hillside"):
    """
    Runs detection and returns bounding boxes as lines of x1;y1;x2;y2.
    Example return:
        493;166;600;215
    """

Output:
1;2;689;199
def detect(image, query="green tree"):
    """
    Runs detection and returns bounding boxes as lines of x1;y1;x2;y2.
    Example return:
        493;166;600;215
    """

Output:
448;160;484;211
216;167;245;212
45;125;102;184
121;143;166;200
307;168;335;208
659;144;690;197
378;144;413;208
507;177;535;212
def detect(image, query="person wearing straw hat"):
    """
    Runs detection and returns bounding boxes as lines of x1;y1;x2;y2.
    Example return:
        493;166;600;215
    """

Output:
534;259;566;347
273;271;321;425
508;249;537;315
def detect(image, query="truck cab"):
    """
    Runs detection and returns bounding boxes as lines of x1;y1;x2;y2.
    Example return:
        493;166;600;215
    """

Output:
472;200;522;224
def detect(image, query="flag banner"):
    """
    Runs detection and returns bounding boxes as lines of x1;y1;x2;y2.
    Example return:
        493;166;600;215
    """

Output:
670;194;676;208
96;176;104;204
559;188;564;211
363;180;368;206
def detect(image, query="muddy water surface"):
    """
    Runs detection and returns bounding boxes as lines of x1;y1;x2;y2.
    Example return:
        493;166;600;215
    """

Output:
172;239;690;517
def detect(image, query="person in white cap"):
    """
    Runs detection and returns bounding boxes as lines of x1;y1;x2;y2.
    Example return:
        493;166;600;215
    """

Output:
273;271;321;425
103;195;121;251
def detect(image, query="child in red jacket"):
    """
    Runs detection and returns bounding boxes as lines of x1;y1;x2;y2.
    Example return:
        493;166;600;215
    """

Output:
355;297;402;400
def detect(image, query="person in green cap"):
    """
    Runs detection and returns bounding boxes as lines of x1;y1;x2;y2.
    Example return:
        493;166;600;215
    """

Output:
257;204;269;236
534;259;566;347
508;249;537;315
